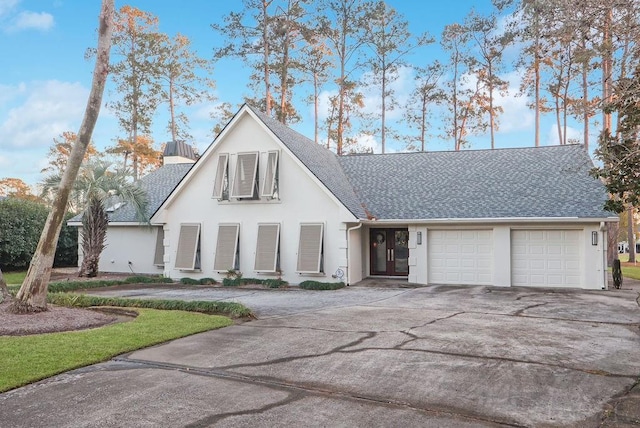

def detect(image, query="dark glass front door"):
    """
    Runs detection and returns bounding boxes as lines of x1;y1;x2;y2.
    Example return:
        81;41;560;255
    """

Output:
370;229;409;276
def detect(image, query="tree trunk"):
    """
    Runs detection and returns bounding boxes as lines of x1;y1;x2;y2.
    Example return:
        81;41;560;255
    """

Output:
0;267;10;303
381;70;386;154
169;75;176;141
628;206;636;263
534;5;540;148
79;198;109;277
10;0;114;313
607;222;619;267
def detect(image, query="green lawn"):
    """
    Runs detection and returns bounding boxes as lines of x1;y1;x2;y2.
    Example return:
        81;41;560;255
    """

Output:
621;264;640;280
0;308;232;393
3;271;26;285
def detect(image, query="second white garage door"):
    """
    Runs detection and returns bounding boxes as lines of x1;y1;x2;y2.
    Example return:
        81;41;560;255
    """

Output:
511;229;582;287
428;230;493;285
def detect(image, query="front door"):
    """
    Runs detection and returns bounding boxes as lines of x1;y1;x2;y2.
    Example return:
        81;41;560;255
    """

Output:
370;229;409;276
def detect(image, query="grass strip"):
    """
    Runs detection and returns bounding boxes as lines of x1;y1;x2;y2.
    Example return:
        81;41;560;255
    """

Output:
0;308;232;393
48;293;252;318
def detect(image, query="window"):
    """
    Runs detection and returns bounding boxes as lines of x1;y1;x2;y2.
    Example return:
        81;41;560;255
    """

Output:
261;151;279;199
255;223;280;272
175;223;201;270
231;152;259;199
153;227;164;266
214;223;240;271
212;153;229;200
296;223;324;273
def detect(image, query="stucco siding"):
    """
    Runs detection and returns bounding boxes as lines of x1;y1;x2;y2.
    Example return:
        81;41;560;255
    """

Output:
160;114;354;284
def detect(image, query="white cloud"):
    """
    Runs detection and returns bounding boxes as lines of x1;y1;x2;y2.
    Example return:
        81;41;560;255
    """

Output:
495;69;534;133
7;10;53;32
0;80;88;149
1;1;54;33
546;124;581;145
0;0;18;18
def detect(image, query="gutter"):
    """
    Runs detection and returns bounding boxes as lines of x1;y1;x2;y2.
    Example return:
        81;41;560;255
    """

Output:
345;223;363;286
359;216;618;225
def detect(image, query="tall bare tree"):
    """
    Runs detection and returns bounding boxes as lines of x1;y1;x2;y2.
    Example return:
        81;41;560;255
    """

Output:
157;33;216;142
363;0;432;153
212;0;276;116
404;61;444;151
10;0;114;313
320;0;370;155
109;5;163;180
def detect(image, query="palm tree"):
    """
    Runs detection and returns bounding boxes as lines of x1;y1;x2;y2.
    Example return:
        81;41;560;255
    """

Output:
42;160;148;277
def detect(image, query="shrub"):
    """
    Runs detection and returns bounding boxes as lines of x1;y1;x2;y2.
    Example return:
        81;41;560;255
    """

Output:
54;212;78;267
179;277;200;285
199;277;217;285
124;276;173;284
264;278;287;288
47;293;252;318
298;281;345;290
0;198;77;270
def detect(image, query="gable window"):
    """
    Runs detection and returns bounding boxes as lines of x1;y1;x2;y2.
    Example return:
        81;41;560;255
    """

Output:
296;223;324;273
255;223;280;272
231;152;259;199
212;153;229;200
175;223;201;270
153;227;165;266
214;223;240;271
261;151;279;199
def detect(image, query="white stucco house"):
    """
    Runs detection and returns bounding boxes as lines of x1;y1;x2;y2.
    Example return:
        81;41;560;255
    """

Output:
76;104;617;289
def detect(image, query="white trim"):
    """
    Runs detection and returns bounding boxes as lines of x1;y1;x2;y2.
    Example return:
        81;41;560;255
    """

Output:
361;217;618;225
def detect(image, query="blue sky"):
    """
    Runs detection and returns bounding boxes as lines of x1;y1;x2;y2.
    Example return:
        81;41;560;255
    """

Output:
0;0;587;188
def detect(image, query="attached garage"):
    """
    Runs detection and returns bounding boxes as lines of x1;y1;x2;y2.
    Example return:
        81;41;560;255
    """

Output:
511;229;583;288
428;229;494;285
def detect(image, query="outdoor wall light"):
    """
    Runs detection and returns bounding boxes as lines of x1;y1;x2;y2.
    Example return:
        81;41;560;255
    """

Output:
592;231;598;246
417;231;422;245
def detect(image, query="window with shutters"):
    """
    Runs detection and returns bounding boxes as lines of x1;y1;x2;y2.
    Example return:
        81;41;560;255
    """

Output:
296;223;324;273
175;223;201;270
261;151;279;199
254;223;280;272
153;227;164;266
212;153;229;200
213;223;240;271
231;152;259;199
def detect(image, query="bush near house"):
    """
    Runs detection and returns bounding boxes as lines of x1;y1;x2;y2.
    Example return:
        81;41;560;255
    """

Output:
0;198;77;270
299;281;345;290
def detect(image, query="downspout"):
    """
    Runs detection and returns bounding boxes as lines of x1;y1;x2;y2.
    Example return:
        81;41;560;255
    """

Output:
346;223;363;286
600;221;607;289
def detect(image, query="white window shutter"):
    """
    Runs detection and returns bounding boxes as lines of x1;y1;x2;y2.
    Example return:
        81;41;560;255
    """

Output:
175;223;200;270
153;227;164;266
231;152;259;198
214;224;240;271
212;153;228;199
261;151;279;198
254;223;280;272
296;223;324;273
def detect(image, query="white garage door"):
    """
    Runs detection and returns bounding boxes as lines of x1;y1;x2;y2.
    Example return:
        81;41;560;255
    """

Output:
428;230;493;285
511;230;582;287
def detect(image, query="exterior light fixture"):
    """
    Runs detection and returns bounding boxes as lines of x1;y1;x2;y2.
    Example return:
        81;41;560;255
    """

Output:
592;231;598;246
417;231;422;245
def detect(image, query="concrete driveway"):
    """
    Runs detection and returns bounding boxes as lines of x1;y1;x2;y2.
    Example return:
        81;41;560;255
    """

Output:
1;284;639;427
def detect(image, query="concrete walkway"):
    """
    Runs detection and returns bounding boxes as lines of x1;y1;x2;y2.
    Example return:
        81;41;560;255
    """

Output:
1;283;639;427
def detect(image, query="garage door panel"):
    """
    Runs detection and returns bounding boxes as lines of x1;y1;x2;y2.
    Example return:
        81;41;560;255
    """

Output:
428;229;493;285
511;230;583;288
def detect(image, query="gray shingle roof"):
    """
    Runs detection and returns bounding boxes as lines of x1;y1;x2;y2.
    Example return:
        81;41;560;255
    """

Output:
69;163;193;224
247;106;368;219
338;145;612;220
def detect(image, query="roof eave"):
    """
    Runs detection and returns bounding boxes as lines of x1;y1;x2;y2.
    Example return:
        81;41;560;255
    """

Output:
359;216;618;224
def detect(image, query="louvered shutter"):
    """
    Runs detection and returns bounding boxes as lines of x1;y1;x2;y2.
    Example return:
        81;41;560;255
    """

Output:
214;224;240;271
153;227;164;266
254;223;280;272
296;223;324;273
212;154;228;199
231;152;258;198
261;151;279;198
175;224;200;270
